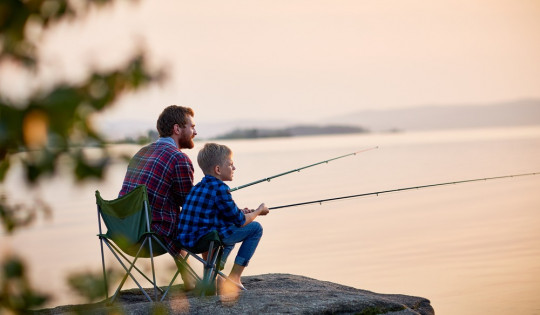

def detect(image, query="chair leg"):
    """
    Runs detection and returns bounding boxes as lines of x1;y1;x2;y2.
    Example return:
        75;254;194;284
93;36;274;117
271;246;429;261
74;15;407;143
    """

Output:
200;242;223;296
160;252;202;301
160;268;181;302
99;237;109;300
200;241;213;296
209;246;222;288
148;237;159;301
108;241;165;295
103;240;153;303
150;236;203;301
103;235;183;304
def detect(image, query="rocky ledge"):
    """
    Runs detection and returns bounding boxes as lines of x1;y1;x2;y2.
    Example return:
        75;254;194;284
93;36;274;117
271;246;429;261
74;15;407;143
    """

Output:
34;273;434;314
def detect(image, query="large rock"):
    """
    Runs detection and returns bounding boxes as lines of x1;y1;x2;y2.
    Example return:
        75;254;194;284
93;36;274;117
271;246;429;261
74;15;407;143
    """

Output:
35;273;434;314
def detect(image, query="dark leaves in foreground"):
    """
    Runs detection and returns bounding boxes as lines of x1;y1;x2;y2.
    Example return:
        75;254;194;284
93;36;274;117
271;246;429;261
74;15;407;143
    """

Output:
0;256;49;312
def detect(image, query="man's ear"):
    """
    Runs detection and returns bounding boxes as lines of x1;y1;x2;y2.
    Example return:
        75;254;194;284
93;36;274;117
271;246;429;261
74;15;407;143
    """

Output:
174;124;181;135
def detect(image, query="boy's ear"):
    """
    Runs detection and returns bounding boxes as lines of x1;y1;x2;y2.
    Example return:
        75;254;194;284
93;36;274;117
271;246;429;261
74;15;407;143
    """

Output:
214;164;221;175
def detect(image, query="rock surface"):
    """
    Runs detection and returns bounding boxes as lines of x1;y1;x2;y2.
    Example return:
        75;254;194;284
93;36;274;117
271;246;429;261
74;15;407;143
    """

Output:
34;273;434;314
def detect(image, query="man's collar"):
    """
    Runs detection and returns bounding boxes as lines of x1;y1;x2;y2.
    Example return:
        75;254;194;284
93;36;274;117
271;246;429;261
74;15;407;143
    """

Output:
157;137;177;148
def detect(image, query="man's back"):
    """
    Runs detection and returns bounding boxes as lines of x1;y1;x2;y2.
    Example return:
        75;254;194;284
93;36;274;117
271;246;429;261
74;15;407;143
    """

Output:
119;137;194;255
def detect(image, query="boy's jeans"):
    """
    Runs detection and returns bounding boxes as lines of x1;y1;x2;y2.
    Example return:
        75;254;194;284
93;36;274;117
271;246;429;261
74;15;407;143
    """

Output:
220;221;263;268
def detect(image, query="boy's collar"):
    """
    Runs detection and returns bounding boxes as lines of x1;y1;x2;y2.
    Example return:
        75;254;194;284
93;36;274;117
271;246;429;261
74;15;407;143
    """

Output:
204;174;228;185
204;174;219;181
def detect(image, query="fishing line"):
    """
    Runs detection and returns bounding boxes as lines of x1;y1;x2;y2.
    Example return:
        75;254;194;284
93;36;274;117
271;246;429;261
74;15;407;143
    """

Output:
269;172;540;210
229;146;378;192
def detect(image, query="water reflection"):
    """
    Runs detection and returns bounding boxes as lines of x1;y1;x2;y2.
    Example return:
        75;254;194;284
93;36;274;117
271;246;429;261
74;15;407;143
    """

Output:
2;126;540;315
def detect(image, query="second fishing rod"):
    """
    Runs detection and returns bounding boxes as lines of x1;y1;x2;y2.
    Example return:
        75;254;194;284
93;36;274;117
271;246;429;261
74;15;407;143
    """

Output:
228;146;378;192
268;172;540;210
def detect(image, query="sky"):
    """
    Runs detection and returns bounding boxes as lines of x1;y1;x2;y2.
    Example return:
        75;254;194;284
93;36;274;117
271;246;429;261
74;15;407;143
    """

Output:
3;0;540;138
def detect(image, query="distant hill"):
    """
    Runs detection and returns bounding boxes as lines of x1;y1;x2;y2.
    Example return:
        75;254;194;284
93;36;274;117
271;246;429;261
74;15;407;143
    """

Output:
97;99;540;141
214;124;367;139
326;99;540;132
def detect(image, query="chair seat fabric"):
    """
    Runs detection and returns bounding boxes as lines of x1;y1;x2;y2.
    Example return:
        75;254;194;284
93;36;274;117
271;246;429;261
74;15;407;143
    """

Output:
186;230;222;254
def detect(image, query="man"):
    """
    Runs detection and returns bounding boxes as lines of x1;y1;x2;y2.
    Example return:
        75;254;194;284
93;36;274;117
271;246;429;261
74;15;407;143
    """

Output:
119;105;197;288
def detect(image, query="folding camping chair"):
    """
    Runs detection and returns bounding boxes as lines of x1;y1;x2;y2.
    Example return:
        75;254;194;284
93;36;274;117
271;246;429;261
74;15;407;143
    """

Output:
95;185;226;303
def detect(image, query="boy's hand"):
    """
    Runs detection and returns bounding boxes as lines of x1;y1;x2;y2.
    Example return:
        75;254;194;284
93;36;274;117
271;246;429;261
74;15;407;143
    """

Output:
241;203;269;227
257;203;269;216
241;208;254;214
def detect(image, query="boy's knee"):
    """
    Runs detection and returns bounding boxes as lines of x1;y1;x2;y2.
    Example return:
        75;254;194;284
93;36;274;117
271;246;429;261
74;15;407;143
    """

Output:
250;221;263;237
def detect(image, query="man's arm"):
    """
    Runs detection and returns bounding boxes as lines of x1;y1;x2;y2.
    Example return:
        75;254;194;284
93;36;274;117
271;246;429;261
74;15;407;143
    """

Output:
172;154;194;206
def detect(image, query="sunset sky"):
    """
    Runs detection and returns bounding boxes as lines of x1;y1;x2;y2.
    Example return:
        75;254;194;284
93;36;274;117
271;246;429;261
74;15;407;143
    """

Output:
4;0;540;137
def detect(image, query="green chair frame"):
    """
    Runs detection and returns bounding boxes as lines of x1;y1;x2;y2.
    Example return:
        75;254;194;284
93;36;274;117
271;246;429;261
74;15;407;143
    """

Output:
95;185;227;303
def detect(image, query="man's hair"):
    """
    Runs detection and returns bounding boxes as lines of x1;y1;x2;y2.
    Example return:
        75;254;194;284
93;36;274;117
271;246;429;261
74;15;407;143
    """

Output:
156;105;194;137
198;143;232;175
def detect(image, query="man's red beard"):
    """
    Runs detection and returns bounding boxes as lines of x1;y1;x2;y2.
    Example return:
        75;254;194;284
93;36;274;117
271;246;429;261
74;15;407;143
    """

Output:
179;133;195;149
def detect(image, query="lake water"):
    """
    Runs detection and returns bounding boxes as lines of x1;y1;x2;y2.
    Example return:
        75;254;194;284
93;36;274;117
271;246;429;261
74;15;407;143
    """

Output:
2;126;540;314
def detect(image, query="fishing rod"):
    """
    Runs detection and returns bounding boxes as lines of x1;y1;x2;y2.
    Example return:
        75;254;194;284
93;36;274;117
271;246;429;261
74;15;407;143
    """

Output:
229;146;379;192
269;172;540;210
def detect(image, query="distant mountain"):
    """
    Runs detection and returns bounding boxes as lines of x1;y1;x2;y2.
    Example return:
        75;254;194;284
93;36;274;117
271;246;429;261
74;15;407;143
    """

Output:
214;124;367;139
326;99;540;132
97;118;300;141
196;119;295;139
96;99;540;141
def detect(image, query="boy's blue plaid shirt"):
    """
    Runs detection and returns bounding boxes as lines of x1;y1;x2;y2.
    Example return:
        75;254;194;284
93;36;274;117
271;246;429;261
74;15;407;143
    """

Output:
177;174;246;248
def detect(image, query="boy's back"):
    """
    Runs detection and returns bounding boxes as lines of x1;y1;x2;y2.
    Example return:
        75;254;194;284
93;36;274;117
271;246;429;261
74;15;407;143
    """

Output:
177;174;245;249
177;142;269;290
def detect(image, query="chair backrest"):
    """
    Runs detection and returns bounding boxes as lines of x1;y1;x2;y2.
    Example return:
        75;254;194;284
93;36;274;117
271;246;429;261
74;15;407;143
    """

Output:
96;185;166;257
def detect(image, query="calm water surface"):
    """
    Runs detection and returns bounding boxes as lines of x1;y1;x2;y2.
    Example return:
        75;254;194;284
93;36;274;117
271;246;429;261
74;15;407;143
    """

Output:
2;126;540;314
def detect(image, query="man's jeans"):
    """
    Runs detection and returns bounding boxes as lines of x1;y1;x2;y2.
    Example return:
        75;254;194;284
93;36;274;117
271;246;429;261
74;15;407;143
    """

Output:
221;221;263;267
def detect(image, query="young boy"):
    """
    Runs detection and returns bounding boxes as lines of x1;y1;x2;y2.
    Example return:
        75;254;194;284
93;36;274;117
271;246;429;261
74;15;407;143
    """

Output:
177;143;269;290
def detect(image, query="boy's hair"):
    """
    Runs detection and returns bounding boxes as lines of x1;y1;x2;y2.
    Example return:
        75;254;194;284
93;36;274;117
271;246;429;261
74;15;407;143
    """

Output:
157;105;194;137
198;143;232;175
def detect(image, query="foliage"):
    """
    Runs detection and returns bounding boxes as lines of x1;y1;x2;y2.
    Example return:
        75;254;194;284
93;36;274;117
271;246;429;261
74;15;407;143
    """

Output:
0;193;51;234
0;0;164;311
0;0;163;233
114;129;159;145
0;256;49;312
67;269;122;303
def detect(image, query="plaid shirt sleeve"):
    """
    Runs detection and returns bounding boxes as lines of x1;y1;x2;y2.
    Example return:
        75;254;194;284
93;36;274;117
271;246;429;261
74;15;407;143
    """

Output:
170;155;194;208
215;183;246;228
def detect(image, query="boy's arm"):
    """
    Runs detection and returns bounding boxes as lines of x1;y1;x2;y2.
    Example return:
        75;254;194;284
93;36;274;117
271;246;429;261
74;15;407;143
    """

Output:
242;203;269;227
215;185;247;227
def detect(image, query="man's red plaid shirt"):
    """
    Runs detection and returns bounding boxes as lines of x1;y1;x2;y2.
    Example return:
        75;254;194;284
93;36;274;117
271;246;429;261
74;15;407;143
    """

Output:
119;137;194;257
